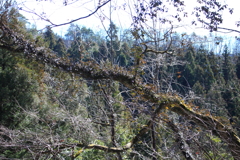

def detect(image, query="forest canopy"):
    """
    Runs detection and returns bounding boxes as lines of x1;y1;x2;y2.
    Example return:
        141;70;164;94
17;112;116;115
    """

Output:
1;0;240;159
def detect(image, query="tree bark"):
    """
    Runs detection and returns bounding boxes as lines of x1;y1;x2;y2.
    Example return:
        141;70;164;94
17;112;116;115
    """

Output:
1;21;240;159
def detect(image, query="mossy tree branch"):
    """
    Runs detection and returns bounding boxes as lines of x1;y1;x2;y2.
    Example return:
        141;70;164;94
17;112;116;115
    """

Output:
1;18;240;159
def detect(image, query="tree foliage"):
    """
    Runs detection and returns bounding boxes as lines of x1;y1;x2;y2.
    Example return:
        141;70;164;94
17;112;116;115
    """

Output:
1;1;240;160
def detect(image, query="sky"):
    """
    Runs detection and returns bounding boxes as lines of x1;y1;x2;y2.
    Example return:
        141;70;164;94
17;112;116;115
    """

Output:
17;0;133;35
16;0;240;38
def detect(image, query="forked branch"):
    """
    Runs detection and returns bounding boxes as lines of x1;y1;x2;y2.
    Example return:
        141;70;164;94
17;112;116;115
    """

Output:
0;17;240;159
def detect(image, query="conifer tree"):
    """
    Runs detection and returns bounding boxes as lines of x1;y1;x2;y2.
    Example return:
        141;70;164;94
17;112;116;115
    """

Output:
106;22;120;62
67;36;83;61
65;24;81;41
44;26;56;50
182;46;197;87
195;45;215;90
54;38;67;57
1;1;240;159
222;45;235;83
208;50;221;78
0;49;36;128
80;26;94;43
236;56;240;79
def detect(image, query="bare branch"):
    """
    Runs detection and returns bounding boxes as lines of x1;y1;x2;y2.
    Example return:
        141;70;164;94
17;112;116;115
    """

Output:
1;14;240;159
19;0;112;29
199;19;240;34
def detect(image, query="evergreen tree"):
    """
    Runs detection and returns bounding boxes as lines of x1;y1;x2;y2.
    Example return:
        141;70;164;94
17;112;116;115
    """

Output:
67;36;83;61
208;50;221;78
80;26;94;42
44;26;56;50
2;1;240;159
182;46;197;87
222;44;235;83
236;56;240;79
54;38;67;57
106;22;120;62
195;45;215;90
0;49;37;127
65;24;81;41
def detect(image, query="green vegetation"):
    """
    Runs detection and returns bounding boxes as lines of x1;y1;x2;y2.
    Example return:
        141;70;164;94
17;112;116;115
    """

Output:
1;1;240;159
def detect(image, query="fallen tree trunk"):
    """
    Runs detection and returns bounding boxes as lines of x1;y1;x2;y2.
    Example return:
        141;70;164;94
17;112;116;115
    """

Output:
0;16;240;159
